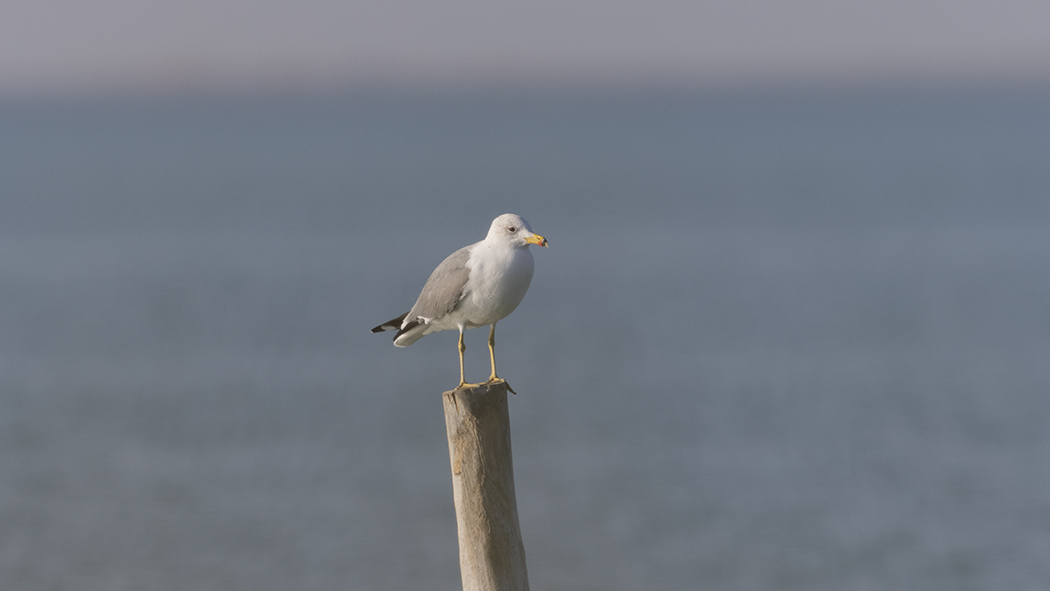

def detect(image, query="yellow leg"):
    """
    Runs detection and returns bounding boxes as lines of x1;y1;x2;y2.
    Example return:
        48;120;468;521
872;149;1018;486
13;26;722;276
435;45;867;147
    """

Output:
487;324;499;382
458;329;467;388
456;328;483;389
485;323;516;393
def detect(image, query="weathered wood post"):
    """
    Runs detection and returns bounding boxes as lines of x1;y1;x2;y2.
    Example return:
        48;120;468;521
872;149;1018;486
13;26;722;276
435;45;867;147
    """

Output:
443;381;529;591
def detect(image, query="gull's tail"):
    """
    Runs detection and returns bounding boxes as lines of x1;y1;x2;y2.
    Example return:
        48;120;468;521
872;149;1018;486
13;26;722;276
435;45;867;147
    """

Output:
371;312;427;347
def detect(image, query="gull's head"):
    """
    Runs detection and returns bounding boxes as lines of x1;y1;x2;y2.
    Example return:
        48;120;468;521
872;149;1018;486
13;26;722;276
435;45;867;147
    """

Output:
486;213;548;249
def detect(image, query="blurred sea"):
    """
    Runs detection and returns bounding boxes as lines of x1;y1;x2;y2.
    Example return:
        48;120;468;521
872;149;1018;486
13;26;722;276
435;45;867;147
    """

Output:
1;88;1049;590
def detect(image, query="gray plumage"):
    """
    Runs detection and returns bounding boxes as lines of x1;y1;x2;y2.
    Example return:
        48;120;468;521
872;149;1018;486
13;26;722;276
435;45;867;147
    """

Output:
407;246;472;325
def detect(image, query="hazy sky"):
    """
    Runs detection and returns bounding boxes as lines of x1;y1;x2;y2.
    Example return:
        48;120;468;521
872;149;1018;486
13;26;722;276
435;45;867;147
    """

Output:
3;0;1049;96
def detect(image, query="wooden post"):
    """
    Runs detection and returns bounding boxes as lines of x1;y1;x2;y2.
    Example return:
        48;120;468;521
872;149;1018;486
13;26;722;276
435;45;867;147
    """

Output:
443;381;529;591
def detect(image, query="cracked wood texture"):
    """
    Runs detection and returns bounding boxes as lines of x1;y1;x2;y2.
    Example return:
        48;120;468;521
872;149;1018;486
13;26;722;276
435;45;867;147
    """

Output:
443;381;529;591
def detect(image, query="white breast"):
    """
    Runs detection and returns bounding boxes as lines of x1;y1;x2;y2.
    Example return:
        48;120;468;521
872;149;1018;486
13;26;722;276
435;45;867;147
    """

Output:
461;243;535;327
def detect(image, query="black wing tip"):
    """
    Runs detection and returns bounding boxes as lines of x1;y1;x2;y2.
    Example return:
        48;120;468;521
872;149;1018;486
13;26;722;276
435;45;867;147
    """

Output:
371;312;409;334
395;319;420;341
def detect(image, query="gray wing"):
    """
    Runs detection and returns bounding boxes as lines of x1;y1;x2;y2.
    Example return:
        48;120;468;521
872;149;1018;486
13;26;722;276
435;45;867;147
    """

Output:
406;245;473;323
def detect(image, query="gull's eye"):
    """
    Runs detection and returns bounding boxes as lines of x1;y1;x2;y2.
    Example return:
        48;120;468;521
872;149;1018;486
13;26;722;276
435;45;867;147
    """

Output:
508;226;517;233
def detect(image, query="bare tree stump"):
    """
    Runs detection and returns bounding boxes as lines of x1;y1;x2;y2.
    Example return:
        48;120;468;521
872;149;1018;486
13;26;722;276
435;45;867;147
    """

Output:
443;381;529;591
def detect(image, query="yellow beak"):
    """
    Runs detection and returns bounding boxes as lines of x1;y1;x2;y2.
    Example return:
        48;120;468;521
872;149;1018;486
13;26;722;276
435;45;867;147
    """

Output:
525;233;548;247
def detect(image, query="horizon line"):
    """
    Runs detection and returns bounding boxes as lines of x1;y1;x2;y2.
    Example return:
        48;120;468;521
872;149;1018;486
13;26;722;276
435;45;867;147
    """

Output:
3;68;1050;102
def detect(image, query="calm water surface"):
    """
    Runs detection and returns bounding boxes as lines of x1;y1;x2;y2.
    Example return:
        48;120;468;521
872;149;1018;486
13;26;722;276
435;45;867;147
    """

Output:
1;90;1049;590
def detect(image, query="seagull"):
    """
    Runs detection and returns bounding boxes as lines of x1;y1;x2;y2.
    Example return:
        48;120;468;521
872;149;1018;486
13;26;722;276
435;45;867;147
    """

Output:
371;213;548;389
